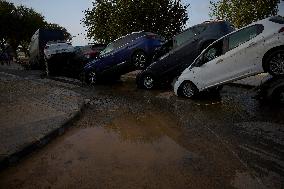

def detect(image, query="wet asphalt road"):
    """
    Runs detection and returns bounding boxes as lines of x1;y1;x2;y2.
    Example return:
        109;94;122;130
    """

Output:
0;68;283;189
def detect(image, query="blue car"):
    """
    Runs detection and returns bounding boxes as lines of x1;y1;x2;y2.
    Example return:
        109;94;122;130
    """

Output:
83;32;165;84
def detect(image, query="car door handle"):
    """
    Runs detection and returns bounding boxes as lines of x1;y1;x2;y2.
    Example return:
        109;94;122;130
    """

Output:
216;59;223;64
248;42;256;48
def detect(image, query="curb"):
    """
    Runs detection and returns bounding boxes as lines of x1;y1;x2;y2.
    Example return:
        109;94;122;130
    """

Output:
0;102;86;171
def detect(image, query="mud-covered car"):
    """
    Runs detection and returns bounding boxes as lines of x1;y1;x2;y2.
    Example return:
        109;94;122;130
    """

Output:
174;16;284;99
83;32;165;84
136;20;235;89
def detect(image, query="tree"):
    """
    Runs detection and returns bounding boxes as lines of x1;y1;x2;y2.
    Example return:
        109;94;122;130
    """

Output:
209;0;280;28
12;5;46;55
0;0;71;56
82;0;189;44
0;0;16;48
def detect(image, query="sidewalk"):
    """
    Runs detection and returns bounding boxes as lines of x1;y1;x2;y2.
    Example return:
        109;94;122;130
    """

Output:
0;71;85;169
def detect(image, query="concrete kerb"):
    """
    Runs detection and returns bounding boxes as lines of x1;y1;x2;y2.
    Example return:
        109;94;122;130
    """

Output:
0;101;86;171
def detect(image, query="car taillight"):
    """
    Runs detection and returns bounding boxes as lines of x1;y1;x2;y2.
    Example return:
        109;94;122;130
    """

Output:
279;27;284;33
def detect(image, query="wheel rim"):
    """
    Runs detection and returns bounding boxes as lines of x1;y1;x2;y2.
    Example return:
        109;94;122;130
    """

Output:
88;71;96;84
269;52;284;75
182;82;195;98
143;76;154;89
133;53;146;69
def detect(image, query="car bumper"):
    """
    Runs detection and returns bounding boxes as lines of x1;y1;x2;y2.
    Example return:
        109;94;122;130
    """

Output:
173;77;184;96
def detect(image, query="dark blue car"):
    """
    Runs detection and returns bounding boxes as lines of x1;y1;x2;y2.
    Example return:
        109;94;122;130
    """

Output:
83;32;165;84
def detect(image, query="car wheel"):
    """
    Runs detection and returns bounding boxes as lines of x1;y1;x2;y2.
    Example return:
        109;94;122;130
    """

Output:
85;71;97;85
265;49;284;76
271;86;284;104
137;73;155;89
143;74;155;89
179;81;198;98
132;51;147;69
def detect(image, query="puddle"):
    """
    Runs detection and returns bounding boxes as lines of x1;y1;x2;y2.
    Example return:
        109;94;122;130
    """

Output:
0;95;265;189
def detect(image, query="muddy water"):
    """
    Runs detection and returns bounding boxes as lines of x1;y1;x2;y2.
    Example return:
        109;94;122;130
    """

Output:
0;97;264;189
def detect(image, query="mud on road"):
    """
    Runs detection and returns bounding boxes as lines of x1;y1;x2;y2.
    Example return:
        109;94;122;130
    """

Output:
0;73;283;189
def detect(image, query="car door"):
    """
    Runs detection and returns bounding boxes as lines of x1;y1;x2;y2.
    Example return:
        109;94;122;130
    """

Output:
222;24;265;79
112;35;133;65
162;27;199;78
191;39;227;89
192;25;265;89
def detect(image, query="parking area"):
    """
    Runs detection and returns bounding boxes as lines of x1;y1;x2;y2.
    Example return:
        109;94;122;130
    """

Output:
0;66;283;189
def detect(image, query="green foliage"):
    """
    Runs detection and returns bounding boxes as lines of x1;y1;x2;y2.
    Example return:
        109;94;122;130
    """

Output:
0;0;71;56
209;0;280;28
82;0;189;44
0;0;17;46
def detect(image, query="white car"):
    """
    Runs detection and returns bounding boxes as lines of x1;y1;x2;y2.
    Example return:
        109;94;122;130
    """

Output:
44;41;75;59
174;16;284;98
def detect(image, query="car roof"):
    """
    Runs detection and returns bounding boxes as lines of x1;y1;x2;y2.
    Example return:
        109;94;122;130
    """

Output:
204;15;280;47
112;31;144;43
174;20;232;37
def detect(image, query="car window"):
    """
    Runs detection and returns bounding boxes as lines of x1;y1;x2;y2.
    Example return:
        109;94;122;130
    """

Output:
202;40;224;63
173;28;196;48
228;24;263;50
193;25;207;34
100;43;115;56
113;38;127;49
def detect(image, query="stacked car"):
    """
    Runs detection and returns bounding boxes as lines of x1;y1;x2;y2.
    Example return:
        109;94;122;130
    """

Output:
136;20;235;89
32;15;283;102
174;15;284;98
83;31;165;84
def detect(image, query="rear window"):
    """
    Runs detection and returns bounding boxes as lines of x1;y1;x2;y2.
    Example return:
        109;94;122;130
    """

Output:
193;25;207;34
227;24;263;50
269;16;284;24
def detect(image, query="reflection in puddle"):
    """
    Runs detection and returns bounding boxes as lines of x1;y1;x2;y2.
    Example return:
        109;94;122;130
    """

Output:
0;100;264;189
104;111;179;143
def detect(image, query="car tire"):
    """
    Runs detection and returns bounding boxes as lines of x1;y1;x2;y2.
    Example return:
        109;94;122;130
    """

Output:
137;73;155;89
178;81;198;98
85;71;97;85
264;49;284;76
111;75;121;81
271;86;284;104
132;51;147;70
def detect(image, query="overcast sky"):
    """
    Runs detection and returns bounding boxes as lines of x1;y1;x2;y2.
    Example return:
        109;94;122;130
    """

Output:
8;0;284;46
